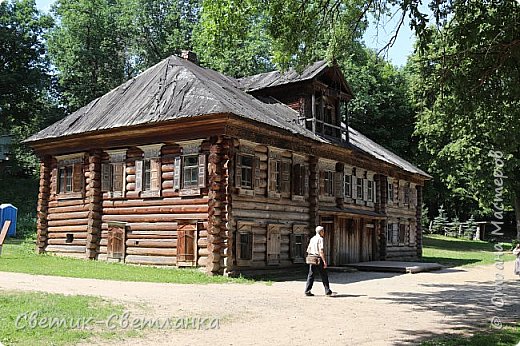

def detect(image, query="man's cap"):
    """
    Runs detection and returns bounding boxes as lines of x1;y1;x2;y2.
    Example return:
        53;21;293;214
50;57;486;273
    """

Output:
315;226;324;234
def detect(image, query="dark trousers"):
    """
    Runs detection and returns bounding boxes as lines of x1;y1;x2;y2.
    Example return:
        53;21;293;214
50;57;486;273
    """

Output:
305;261;332;294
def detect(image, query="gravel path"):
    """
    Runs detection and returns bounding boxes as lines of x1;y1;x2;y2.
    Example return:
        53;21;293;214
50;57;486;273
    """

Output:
1;262;519;345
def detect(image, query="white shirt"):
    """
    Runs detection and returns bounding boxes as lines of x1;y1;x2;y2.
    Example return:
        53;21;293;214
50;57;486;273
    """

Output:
307;234;324;256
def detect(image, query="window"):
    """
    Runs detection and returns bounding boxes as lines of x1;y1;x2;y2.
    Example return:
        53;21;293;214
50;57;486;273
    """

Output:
240;155;253;188
101;163;125;194
344;174;352;198
404;184;410;205
59;166;73;193
57;160;83;195
367;180;373;202
183;155;199;188
388;181;394;202
356;177;364;200
143;160;152;191
268;156;282;197
280;160;291;197
398;223;408;245
387;223;393;244
323;171;334;196
274;160;281;192
292;164;308;197
238;232;252;260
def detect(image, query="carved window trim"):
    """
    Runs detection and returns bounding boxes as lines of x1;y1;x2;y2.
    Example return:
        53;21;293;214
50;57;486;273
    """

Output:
55;153;85;199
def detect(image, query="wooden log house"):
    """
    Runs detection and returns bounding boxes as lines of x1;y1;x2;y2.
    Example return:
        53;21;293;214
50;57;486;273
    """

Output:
26;52;431;275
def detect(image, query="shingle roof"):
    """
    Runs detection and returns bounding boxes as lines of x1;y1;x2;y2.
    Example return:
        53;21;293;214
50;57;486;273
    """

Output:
237;60;329;92
349;127;431;178
26;56;324;143
26;55;429;179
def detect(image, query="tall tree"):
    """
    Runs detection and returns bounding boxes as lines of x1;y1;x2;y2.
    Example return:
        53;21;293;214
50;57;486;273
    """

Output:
0;0;60;175
47;0;132;111
193;0;273;77
130;0;201;70
410;0;520;237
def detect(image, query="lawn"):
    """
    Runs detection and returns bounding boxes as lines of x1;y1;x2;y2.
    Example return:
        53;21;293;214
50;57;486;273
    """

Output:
420;324;520;346
422;235;516;267
0;291;133;346
0;240;251;284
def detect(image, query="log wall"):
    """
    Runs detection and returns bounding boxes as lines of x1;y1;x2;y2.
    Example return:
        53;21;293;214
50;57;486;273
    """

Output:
45;157;90;257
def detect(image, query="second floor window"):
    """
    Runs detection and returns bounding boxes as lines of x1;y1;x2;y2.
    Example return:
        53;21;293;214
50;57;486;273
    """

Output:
344;174;352;198
323;171;334;196
240;155;253;188
59;166;73;193
388;182;394;202
356;177;364;200
368;180;374;202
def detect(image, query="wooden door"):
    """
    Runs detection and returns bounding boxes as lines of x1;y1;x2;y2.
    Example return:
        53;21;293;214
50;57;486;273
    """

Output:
177;223;196;265
320;217;334;265
267;225;281;265
107;225;125;260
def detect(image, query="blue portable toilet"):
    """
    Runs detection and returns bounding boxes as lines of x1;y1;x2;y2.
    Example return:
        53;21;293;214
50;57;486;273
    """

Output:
0;204;18;237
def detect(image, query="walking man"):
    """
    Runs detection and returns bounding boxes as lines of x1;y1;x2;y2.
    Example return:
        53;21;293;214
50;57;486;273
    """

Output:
304;225;333;296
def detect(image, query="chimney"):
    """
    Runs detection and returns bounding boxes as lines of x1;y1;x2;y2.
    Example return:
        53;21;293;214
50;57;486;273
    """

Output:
180;50;198;64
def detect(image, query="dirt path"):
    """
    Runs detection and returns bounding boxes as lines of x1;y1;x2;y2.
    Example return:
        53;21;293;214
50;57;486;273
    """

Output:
1;262;519;345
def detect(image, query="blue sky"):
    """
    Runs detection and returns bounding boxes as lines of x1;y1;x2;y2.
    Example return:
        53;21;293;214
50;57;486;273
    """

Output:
35;0;417;66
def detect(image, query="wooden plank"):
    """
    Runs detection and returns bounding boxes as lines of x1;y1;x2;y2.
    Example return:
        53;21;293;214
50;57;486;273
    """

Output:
47;211;90;221
0;220;11;245
102;214;208;222
125;255;176;266
48;219;89;227
102;205;208;215
45;245;86;253
126;247;177;256
102;197;208;208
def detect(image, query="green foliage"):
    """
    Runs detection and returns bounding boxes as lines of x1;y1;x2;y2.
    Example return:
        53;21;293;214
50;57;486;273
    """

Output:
0;291;127;346
193;0;273;77
410;1;520;220
0;0;62;176
343;49;416;159
47;0;132;111
421;203;430;231
0;240;252;284
130;0;201;70
431;205;448;234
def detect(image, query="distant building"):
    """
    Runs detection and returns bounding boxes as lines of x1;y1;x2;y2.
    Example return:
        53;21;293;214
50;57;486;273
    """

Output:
26;53;431;275
0;135;12;162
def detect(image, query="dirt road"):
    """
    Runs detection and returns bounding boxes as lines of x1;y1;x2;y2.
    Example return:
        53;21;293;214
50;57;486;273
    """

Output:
1;262;518;345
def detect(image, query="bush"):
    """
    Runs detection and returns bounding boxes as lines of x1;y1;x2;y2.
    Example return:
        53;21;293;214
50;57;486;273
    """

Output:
15;213;37;240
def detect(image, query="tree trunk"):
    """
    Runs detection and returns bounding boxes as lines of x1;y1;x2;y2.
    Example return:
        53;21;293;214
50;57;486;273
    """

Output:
515;193;520;241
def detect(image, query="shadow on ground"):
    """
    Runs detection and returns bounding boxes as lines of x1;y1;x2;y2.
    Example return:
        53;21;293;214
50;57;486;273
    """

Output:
375;280;520;345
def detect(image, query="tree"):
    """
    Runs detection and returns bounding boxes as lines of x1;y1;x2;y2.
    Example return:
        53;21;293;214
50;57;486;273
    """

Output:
192;0;273;77
344;49;416;159
47;0;132;111
0;0;61;176
410;0;520;239
130;0;201;71
431;205;448;234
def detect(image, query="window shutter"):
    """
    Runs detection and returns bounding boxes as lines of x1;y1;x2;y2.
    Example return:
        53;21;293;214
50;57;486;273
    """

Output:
113;163;124;192
319;171;325;195
198;154;206;188
135;160;143;192
393;223;399;244
268;159;277;193
72;163;83;192
254;156;261;189
373;181;377;202
394;181;399;204
281;160;291;195
290;233;296;259
303;165;309;196
363;178;368;201
173;156;181;190
52;168;58;194
334;172;343;197
150;159;161;191
267;226;281;265
101;163;111;192
235;154;242;188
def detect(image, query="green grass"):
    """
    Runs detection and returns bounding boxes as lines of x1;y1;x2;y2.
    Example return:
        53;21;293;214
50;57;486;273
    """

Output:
0;291;131;346
422;235;516;267
420;324;520;345
0;240;251;284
